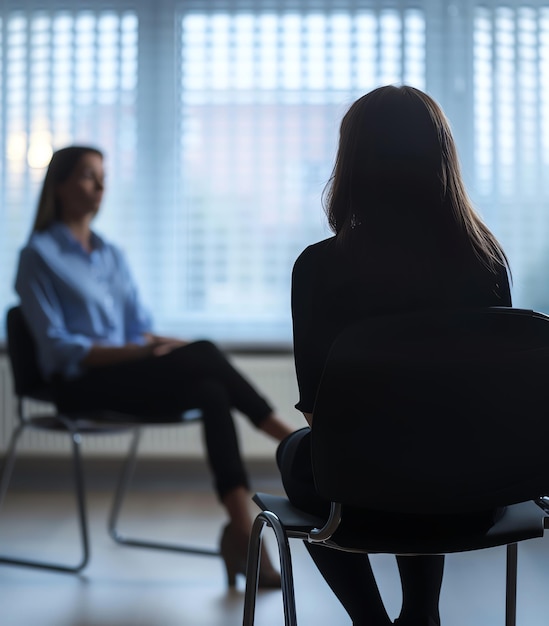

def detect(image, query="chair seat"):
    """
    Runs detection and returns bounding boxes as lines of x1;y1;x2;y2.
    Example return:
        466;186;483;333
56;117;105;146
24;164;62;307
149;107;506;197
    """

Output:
245;309;549;626
22;415;136;434
253;493;547;554
22;406;202;433
253;493;327;530
1;305;219;573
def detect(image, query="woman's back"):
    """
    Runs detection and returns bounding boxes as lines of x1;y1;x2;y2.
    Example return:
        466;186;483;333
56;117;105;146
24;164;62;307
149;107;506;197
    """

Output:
284;84;514;626
292;85;512;413
291;233;511;414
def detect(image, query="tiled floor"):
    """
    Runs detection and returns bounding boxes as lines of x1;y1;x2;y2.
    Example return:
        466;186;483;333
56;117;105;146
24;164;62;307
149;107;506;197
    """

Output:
0;459;548;626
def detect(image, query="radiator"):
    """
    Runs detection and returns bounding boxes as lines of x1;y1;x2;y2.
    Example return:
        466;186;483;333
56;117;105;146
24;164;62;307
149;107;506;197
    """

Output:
0;353;302;459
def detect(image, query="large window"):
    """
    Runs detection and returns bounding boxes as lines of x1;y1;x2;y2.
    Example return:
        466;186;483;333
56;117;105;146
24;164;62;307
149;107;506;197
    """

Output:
174;6;425;340
472;4;549;309
2;0;549;344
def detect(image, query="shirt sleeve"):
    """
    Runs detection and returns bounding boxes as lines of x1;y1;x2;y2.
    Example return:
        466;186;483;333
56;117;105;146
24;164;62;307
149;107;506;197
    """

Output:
15;247;94;380
291;246;326;414
115;248;154;343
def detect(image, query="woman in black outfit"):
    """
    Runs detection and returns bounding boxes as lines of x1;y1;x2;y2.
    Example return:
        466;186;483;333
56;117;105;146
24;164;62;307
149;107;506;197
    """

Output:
278;85;511;625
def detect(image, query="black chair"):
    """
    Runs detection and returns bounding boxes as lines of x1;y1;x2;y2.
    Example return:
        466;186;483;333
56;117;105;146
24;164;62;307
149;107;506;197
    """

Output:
243;307;549;626
0;305;219;573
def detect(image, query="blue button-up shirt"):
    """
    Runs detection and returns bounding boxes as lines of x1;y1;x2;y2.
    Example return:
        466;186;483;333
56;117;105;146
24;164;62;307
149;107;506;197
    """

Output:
15;222;153;380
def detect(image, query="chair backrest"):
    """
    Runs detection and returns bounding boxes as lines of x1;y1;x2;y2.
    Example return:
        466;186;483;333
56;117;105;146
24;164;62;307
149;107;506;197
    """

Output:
311;307;549;516
6;305;47;398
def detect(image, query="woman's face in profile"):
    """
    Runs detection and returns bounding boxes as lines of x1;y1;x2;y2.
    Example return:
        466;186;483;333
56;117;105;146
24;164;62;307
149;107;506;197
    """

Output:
56;152;105;223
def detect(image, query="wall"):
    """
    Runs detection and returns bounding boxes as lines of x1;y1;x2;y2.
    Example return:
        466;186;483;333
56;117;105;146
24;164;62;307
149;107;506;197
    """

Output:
0;353;303;459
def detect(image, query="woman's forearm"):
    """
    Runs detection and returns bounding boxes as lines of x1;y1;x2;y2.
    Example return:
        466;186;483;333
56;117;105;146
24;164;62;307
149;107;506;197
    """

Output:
80;333;189;368
80;343;152;368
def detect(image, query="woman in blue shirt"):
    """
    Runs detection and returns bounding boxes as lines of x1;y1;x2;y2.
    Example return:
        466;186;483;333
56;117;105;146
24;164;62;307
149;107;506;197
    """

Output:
15;145;293;588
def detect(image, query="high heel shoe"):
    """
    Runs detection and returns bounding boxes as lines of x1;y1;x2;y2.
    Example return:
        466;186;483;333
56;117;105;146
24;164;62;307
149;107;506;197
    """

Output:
219;523;281;589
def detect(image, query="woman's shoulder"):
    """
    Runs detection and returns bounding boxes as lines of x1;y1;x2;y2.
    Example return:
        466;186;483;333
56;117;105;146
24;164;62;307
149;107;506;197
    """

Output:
15;230;62;287
22;228;61;262
294;236;337;267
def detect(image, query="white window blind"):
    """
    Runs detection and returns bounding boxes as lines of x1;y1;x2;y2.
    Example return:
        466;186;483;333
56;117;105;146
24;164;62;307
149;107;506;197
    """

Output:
1;4;139;339
2;0;549;344
473;4;549;310
170;3;425;342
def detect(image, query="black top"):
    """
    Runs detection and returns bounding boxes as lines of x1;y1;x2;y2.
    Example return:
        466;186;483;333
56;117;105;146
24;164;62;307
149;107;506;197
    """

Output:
291;235;512;413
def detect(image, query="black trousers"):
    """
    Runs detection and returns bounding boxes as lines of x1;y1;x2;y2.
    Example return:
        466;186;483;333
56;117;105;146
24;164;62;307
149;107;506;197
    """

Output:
53;341;273;500
277;428;445;626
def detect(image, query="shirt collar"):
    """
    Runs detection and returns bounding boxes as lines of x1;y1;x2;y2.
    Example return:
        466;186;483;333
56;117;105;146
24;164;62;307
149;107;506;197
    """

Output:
50;221;105;253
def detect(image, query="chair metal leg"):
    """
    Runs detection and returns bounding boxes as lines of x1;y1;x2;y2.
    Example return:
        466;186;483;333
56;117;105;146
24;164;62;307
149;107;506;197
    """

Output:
505;543;518;626
0;423;25;510
107;427;141;541
243;510;297;626
0;423;90;573
263;511;298;626
108;427;219;556
243;514;267;626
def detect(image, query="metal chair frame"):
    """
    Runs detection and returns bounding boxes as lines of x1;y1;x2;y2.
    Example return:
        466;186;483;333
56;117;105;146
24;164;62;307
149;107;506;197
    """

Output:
242;494;548;626
243;307;549;626
0;397;219;573
0;307;220;573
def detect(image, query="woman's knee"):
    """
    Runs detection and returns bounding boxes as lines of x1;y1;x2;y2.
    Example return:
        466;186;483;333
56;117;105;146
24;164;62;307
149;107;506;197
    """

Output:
276;427;311;473
182;339;232;372
168;339;223;363
190;339;223;358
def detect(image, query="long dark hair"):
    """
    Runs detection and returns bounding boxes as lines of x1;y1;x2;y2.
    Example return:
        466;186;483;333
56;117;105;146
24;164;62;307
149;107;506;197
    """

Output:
31;145;103;232
324;85;509;274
